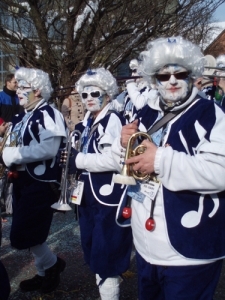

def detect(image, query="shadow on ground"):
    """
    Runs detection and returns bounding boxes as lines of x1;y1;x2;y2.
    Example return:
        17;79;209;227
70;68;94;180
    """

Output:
1;209;138;300
1;209;225;299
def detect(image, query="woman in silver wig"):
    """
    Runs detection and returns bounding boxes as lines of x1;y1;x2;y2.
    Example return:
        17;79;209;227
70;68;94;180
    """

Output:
0;67;67;293
112;36;225;299
62;67;132;300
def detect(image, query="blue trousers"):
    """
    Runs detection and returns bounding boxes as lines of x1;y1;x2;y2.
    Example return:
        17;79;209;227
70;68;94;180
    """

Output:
78;174;132;281
136;251;223;300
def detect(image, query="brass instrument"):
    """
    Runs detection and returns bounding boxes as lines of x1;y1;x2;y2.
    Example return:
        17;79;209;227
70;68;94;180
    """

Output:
51;129;82;211
0;124;17;179
113;132;154;185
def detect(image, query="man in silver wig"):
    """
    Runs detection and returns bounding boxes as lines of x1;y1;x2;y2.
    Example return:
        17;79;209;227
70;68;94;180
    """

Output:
201;54;225;107
112;36;225;299
62;68;132;300
122;58;157;122
0;67;67;293
214;54;225;106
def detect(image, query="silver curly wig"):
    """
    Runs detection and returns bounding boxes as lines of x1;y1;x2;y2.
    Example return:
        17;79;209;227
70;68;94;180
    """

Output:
76;68;118;100
216;55;225;69
139;36;205;78
15;67;53;100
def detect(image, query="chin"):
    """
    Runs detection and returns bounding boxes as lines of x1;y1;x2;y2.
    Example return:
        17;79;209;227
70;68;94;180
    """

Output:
19;99;28;106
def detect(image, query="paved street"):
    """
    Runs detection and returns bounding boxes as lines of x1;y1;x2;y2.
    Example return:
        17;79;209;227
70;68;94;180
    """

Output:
1;208;225;300
1;209;137;300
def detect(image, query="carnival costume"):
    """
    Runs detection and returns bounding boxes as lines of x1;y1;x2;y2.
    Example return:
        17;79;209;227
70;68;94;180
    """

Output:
112;37;225;300
1;68;67;294
69;68;132;300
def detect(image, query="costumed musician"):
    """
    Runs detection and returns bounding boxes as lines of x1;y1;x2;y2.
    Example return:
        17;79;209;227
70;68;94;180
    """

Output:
60;68;132;300
202;54;225;108
112;36;225;300
0;67;67;294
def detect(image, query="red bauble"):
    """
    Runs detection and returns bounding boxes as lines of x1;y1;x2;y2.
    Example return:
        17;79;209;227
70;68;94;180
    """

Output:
12;171;19;178
7;171;14;179
8;171;18;179
145;218;156;231
122;207;132;219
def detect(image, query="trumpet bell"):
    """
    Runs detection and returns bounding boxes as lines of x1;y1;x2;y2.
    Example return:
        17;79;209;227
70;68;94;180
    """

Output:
113;173;136;185
51;199;72;211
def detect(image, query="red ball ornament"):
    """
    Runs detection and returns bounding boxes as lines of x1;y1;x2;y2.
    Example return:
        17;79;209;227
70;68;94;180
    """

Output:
7;171;14;179
122;207;132;219
7;170;19;179
12;171;19;178
145;218;156;231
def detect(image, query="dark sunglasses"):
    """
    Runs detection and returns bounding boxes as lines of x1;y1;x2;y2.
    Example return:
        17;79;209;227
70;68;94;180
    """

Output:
81;91;102;99
155;71;190;82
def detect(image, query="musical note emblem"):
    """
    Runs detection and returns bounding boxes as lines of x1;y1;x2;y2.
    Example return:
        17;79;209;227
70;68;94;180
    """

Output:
99;175;124;196
181;194;219;228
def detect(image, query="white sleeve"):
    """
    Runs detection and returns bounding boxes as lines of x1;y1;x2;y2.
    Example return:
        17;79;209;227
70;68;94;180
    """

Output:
154;103;225;194
75;113;123;172
126;81;149;110
111;136;125;173
3;136;61;167
155;146;225;194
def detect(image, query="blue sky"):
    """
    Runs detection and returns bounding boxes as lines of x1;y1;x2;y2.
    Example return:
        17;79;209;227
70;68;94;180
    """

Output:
213;3;225;21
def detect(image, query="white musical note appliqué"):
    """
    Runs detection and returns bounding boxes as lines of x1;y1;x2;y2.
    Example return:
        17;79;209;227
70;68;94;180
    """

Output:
181;194;219;228
179;120;219;228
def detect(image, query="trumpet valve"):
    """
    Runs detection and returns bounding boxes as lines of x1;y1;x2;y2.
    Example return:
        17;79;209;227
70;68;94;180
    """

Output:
60;150;68;165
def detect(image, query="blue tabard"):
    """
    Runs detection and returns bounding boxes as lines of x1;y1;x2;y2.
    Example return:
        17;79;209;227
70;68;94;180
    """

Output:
11;101;66;182
75;110;126;206
118;98;225;259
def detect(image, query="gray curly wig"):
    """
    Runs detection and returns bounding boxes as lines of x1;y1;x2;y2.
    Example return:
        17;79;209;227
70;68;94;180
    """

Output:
76;68;118;100
15;67;53;100
139;36;205;78
216;55;225;69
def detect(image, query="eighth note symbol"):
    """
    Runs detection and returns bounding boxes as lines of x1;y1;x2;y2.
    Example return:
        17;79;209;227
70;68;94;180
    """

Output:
99;177;115;196
181;194;219;228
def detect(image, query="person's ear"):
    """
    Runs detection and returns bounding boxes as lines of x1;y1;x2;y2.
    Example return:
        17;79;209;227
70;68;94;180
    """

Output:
34;89;41;97
105;95;110;102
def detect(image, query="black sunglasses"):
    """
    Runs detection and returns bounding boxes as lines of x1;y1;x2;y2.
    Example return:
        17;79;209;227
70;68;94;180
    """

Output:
81;91;102;99
155;71;190;82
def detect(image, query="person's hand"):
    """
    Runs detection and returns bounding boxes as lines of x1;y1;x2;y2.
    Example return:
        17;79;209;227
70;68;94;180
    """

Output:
68;147;79;174
125;140;157;175
121;119;138;148
59;147;79;174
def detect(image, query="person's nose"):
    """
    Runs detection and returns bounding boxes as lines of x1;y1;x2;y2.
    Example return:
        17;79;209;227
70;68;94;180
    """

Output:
169;74;177;85
86;93;93;100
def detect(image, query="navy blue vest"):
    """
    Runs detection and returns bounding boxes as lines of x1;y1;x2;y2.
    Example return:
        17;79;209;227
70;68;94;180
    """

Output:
118;99;225;259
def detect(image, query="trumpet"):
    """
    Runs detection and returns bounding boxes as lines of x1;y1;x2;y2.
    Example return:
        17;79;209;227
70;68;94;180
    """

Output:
113;132;155;185
0;124;17;179
51;129;82;211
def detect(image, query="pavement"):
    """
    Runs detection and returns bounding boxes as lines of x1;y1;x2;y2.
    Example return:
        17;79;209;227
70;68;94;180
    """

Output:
1;209;138;300
1;208;225;300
